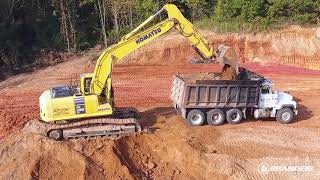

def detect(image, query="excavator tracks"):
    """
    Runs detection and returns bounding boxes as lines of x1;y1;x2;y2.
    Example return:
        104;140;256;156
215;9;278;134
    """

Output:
46;117;141;140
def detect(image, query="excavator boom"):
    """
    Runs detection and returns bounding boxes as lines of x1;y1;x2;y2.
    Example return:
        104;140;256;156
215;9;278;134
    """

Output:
90;4;218;96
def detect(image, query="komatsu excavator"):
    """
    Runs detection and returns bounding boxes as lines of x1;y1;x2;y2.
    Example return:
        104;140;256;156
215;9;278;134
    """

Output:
39;4;238;140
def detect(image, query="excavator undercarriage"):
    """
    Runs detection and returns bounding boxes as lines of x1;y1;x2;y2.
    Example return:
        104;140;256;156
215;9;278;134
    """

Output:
46;108;141;140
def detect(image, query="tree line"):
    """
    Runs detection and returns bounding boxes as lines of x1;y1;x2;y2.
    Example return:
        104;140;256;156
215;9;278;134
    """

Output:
0;0;319;72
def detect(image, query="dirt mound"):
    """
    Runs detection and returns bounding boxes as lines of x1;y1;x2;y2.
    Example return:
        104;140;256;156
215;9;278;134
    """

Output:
221;64;237;80
0;121;132;179
2;105;320;179
0;118;224;179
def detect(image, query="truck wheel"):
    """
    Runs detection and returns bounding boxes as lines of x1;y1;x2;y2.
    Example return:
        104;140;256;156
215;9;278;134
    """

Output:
187;109;205;126
226;109;243;124
207;109;225;126
276;108;294;124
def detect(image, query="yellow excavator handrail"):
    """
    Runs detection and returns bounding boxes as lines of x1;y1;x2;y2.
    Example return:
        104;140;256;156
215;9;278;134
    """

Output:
90;4;216;96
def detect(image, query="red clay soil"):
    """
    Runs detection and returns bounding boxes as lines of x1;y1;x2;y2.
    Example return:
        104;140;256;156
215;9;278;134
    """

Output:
121;26;320;71
1;28;320;179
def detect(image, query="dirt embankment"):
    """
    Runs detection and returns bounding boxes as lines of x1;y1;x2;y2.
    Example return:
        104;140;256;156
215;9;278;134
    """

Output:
122;26;320;70
1;26;320;179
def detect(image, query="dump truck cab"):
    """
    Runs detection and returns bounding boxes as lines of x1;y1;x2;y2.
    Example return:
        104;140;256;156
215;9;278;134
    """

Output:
255;79;298;123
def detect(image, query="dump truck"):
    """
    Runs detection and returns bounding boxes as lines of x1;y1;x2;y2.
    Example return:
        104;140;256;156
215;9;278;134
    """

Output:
171;69;298;126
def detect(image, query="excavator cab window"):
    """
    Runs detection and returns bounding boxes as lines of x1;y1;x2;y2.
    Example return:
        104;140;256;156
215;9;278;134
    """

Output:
84;77;92;94
52;86;73;98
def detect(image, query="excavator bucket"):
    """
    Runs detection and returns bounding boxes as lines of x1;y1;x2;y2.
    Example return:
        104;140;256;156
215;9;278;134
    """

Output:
190;45;239;72
190;45;239;80
215;45;239;73
216;45;239;80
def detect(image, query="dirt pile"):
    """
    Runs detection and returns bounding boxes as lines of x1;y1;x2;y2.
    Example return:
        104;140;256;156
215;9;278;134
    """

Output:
2;104;320;179
0;122;131;179
221;64;237;80
179;73;221;84
0;118;226;179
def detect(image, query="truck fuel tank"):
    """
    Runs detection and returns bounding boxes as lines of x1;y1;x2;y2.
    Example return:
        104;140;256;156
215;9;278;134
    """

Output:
254;109;271;119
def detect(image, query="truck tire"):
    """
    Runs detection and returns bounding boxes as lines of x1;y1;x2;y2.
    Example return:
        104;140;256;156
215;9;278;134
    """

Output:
226;108;243;124
207;109;225;126
276;108;294;124
187;109;205;126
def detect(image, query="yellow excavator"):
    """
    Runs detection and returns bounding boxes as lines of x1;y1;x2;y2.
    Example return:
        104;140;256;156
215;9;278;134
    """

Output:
39;4;238;140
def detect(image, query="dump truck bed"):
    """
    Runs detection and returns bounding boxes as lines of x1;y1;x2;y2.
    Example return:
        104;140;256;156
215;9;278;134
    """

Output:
171;73;261;117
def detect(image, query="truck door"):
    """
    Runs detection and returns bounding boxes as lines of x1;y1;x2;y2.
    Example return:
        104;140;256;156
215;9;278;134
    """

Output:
259;85;278;108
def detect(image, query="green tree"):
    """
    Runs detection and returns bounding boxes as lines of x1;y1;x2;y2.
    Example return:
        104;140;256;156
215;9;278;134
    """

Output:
135;0;159;21
240;0;268;22
267;0;320;24
185;0;210;21
214;0;241;21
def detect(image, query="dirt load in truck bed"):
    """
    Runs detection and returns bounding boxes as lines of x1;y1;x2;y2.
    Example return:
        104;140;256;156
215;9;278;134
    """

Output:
179;67;261;83
181;72;222;83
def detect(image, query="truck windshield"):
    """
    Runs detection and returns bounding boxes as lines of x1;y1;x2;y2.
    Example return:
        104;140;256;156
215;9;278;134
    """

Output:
261;86;270;94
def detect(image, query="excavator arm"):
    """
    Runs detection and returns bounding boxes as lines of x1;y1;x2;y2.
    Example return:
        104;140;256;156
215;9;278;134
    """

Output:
90;18;176;96
90;4;232;96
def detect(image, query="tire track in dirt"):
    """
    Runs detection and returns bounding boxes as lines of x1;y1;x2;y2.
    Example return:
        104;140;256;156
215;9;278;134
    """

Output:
214;125;320;157
203;124;320;179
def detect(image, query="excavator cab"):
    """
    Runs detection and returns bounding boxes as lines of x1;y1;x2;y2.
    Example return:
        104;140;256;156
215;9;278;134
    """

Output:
80;74;93;95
